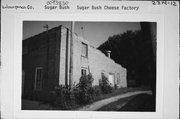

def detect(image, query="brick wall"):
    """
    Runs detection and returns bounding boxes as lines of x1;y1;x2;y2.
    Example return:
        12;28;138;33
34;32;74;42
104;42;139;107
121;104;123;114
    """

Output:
72;34;127;88
58;26;127;88
22;26;62;98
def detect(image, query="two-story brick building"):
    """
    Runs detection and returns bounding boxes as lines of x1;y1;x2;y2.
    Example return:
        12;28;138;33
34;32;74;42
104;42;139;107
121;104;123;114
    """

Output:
22;25;127;99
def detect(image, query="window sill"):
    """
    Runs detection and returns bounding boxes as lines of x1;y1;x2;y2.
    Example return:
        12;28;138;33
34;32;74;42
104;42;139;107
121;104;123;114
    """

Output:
81;55;88;59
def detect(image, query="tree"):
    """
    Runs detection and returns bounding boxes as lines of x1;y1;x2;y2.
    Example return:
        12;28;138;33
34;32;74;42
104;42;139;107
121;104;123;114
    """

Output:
98;30;155;87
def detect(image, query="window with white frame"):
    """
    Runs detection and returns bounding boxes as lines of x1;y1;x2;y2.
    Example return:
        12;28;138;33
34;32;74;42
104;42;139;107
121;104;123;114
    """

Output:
81;68;87;76
108;73;115;86
81;42;88;57
117;73;120;84
34;67;43;90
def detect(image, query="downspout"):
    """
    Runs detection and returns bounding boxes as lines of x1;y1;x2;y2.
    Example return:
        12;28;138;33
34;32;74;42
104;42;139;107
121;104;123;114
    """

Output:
65;28;69;88
69;21;75;89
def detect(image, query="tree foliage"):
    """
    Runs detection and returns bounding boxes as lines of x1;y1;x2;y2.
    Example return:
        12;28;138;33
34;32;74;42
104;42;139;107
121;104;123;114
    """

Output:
99;73;113;94
73;73;95;104
98;30;155;86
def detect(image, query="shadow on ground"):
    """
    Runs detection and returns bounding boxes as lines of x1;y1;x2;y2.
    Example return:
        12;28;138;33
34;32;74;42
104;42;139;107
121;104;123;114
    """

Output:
118;94;155;111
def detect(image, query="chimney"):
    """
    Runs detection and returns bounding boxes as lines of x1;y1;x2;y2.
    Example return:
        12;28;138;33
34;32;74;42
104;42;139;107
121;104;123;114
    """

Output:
106;50;111;58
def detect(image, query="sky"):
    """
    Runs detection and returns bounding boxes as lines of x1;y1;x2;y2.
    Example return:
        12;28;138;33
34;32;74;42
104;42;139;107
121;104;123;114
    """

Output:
23;21;141;48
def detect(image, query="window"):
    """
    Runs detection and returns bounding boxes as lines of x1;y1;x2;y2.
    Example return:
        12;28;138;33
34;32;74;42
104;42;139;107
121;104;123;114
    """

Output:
81;43;88;57
34;67;43;90
117;73;120;84
81;68;87;76
101;71;105;78
108;73;115;86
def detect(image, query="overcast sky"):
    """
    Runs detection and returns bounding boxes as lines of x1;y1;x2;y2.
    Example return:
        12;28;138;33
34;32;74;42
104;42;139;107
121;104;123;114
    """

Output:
23;21;141;48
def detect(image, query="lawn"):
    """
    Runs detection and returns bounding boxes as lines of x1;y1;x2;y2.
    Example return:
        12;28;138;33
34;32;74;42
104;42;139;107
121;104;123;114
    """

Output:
97;93;155;111
118;93;155;111
97;95;137;111
60;87;150;110
93;87;150;103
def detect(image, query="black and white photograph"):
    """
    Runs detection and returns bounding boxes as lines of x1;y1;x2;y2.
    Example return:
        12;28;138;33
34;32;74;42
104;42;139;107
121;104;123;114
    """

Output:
1;0;179;119
22;21;156;111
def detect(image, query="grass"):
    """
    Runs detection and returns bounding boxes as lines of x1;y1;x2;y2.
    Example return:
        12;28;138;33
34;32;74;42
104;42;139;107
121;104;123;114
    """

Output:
97;93;155;111
97;95;137;111
22;87;151;110
52;87;151;110
70;87;151;110
118;94;155;111
93;86;150;102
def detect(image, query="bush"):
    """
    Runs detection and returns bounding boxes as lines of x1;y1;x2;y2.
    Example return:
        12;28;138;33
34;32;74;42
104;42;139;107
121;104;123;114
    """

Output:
93;85;102;96
73;73;95;104
52;85;72;109
99;73;113;94
33;74;102;108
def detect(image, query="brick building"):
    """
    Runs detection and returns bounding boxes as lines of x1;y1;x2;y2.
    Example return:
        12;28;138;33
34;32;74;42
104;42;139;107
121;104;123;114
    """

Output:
22;25;127;98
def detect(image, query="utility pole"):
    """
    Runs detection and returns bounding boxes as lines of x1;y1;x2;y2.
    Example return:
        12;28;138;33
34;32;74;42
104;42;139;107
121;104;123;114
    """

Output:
69;21;74;88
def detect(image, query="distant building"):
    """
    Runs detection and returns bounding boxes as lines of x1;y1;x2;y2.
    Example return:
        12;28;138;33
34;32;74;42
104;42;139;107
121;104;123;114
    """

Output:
22;25;127;99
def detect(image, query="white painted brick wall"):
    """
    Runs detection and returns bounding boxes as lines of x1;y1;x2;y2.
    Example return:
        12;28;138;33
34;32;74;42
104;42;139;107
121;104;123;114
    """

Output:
59;27;127;88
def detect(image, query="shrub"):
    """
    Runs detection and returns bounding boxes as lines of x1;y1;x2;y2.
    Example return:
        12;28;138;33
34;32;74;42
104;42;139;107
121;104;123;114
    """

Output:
52;85;72;109
99;73;113;94
37;74;98;108
73;73;95;104
93;85;102;96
